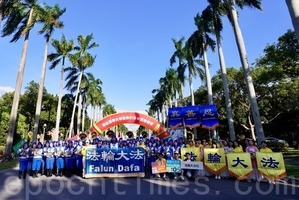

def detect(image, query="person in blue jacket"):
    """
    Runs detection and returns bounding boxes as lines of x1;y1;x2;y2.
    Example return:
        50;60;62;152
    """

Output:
17;142;30;179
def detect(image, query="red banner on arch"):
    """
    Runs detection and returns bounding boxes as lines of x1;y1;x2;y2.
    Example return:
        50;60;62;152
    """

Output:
90;112;170;139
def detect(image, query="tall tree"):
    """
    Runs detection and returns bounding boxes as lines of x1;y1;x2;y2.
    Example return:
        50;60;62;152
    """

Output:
65;34;99;138
285;0;299;44
187;13;216;105
85;73;105;127
2;0;43;156
184;42;205;106
227;0;265;143
48;35;74;141
33;3;66;141
159;68;180;108
202;0;236;140
170;37;186;106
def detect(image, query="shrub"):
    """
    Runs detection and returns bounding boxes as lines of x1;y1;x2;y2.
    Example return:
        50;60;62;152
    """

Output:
0;146;4;157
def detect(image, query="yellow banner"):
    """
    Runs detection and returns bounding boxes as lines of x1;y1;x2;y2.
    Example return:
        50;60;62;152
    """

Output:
180;147;201;161
227;153;253;180
203;148;226;174
256;152;287;180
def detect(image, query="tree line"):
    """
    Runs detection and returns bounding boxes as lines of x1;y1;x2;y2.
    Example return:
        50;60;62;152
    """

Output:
146;0;299;144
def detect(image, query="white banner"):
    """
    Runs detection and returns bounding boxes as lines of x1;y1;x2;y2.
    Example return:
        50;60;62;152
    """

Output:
180;161;203;170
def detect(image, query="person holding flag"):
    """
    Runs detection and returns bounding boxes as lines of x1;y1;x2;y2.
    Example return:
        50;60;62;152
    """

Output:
17;142;30;179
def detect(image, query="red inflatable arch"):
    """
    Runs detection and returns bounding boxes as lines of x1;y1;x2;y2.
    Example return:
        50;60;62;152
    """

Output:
89;112;170;139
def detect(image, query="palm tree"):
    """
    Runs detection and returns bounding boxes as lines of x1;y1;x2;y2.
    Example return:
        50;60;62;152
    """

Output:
227;0;265;143
33;3;66;142
202;0;235;140
0;0;14;30
0;0;7;28
187;13;216;105
184;44;205;106
286;0;299;43
151;88;167;125
170;37;186;106
48;35;74;141
159;68;180;108
102;104;116;117
65;34;99;138
147;98;160;122
2;0;43;156
83;73;105;130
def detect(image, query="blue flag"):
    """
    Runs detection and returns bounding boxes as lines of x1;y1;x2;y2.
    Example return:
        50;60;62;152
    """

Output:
199;105;219;129
168;107;183;128
182;106;200;128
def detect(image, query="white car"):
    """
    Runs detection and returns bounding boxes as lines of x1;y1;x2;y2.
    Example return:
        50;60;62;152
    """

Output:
265;137;286;143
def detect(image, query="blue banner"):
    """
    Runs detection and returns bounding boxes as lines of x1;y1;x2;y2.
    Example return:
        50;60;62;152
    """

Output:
85;147;145;178
182;106;200;128
199;104;219;129
168;107;183;128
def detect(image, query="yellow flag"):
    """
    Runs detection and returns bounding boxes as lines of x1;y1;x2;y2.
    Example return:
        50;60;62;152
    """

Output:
180;147;201;161
203;148;226;174
227;153;253;180
256;152;287;180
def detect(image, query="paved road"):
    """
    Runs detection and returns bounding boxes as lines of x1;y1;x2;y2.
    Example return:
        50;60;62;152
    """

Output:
0;168;298;200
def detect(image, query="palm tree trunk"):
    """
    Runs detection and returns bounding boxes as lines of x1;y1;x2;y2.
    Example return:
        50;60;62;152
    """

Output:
90;105;93;127
180;84;184;106
77;93;82;134
203;46;213;104
5;8;34;157
82;103;85;132
54;60;65;141
33;36;50;141
215;31;236;141
286;0;299;44
189;73;195;106
93;105;97;123
161;106;165;125
68;71;83;138
228;0;264;143
174;94;178;107
168;99;172;108
156;111;160;122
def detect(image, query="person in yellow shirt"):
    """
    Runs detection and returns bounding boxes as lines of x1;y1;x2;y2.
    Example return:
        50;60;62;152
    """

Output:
186;139;195;148
81;140;93;178
154;153;166;180
137;139;148;152
260;141;273;153
195;140;203;151
232;140;244;153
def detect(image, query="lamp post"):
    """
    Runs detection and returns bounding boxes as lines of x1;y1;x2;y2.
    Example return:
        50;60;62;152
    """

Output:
42;123;47;143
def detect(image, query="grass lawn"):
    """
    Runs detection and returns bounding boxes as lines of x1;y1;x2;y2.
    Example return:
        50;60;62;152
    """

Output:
0;159;18;171
285;164;299;178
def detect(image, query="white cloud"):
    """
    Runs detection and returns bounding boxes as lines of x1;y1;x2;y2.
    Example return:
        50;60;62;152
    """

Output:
0;86;14;95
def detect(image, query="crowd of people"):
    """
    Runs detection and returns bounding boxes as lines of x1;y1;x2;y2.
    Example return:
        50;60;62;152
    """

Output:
17;134;273;182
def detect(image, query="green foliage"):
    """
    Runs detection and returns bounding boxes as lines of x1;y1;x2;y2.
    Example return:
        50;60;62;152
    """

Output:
190;29;299;140
0;80;92;146
257;30;299;79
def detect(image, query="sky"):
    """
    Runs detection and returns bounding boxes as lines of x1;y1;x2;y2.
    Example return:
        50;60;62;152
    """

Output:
0;0;294;131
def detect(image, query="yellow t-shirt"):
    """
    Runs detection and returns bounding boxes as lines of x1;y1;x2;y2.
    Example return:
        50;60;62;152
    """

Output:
260;147;273;153
232;146;244;153
155;158;166;165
